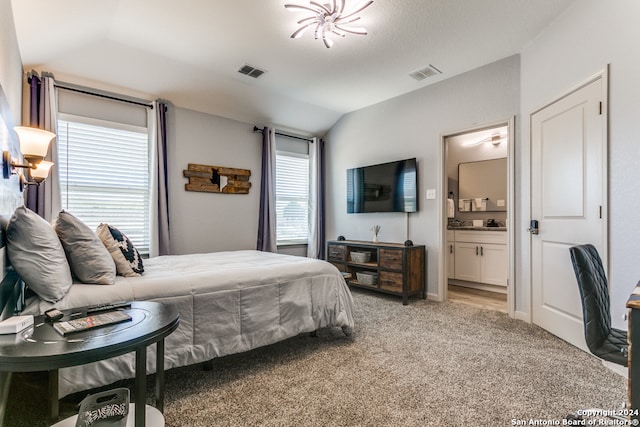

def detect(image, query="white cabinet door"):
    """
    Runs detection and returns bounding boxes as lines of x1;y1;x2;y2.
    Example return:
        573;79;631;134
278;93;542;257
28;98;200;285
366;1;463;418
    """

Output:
479;243;507;286
453;231;508;286
454;242;481;282
447;241;455;279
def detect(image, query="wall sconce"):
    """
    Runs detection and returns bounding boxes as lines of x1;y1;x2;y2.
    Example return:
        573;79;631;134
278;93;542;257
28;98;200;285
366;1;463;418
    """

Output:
2;126;56;191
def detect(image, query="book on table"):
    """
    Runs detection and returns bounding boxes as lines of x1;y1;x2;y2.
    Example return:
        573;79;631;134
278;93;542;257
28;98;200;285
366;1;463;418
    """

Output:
53;311;132;336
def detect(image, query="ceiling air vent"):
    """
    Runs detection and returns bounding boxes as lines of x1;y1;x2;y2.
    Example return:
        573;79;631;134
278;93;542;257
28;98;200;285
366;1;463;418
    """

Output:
238;64;266;79
409;64;442;81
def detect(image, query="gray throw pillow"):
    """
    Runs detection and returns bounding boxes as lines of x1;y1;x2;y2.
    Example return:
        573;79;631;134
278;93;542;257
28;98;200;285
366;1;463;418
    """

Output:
53;210;116;285
97;223;144;277
6;206;73;303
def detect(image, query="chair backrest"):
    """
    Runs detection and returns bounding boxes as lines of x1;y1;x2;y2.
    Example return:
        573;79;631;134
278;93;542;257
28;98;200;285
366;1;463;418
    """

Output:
569;244;611;352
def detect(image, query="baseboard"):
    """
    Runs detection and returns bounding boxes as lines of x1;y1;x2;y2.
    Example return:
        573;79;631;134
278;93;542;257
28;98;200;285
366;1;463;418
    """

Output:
602;360;627;378
427;292;441;302
514;310;530;323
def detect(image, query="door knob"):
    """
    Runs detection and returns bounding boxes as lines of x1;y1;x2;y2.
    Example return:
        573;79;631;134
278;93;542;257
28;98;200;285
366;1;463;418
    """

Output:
527;219;539;235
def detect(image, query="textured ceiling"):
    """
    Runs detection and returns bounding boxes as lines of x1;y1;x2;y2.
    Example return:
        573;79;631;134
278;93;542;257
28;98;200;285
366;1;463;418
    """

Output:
11;0;574;135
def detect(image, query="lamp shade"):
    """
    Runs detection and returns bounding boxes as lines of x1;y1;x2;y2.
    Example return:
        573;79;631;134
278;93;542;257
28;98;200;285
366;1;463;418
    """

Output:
30;160;54;182
13;126;55;159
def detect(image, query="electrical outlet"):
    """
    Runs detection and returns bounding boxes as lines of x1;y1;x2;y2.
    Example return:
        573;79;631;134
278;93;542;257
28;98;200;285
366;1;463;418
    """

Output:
426;189;436;199
497;199;505;207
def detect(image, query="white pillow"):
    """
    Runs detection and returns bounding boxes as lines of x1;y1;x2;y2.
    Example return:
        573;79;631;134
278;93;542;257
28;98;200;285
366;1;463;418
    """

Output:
53;210;116;285
6;206;73;302
97;223;144;277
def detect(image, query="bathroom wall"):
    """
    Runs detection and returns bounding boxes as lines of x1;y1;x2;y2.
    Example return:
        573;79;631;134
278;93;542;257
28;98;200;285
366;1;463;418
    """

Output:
446;126;508;224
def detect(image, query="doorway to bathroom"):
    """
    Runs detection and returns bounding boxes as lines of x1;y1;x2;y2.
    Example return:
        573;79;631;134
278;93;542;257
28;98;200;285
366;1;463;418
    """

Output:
439;119;515;317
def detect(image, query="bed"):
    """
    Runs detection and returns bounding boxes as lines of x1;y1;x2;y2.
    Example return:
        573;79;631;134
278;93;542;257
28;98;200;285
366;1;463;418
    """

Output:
2;209;355;398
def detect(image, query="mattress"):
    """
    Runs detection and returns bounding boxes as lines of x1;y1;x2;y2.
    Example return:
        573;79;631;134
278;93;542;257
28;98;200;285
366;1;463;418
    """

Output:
23;250;355;397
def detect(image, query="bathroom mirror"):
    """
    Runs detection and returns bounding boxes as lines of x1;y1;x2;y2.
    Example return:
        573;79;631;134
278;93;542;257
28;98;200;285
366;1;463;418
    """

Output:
458;158;507;212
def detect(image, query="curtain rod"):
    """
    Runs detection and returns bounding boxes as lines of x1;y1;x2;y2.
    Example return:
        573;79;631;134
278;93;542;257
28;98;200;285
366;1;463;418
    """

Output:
54;81;153;109
253;126;313;143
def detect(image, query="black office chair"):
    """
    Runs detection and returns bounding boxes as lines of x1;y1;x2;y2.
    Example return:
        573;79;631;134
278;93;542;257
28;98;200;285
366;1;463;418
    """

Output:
569;244;627;367
567;244;627;422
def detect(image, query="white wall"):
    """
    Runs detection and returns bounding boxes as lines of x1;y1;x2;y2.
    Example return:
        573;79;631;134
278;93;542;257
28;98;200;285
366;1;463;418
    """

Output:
446;126;509;223
0;0;23;216
0;0;22;121
0;0;23;289
167;107;262;255
325;55;520;297
519;0;640;328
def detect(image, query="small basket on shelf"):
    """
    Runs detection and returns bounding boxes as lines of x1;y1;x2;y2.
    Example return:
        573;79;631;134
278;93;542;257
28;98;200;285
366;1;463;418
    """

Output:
350;251;371;263
356;271;378;286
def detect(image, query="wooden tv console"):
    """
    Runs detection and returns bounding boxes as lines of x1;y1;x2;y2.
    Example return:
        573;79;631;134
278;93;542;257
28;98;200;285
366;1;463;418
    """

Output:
327;240;426;305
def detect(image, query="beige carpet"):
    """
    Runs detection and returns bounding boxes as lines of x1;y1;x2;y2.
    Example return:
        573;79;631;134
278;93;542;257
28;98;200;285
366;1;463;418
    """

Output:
5;290;626;426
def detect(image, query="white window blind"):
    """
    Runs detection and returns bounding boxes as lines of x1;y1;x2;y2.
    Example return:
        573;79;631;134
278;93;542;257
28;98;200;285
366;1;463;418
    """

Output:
275;152;309;244
57;117;151;254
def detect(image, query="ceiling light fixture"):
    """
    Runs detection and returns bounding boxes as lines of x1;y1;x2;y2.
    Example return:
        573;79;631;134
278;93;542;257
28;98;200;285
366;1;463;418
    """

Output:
463;132;508;147
284;0;374;48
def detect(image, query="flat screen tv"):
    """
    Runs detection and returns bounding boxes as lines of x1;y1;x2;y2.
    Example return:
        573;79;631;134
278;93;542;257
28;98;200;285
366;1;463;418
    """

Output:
347;158;418;213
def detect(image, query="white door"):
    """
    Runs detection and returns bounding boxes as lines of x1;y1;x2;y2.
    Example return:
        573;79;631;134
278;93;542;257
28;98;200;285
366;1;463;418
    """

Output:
530;74;607;350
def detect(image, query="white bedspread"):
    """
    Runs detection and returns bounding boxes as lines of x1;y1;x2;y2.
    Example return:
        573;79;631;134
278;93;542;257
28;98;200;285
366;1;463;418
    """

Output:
24;250;355;397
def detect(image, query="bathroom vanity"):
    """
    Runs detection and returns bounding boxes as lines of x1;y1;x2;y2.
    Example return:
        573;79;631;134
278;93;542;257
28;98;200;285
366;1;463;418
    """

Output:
447;228;508;289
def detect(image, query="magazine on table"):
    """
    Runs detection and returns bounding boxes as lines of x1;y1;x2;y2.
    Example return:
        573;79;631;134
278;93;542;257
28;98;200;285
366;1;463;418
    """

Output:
53;311;132;336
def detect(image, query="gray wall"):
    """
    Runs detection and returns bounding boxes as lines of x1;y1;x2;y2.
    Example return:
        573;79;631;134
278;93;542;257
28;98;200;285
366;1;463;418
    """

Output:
446;127;508;223
0;0;24;280
325;55;520;297
0;0;22;123
167;107;262;255
518;0;640;328
166;108;314;257
0;0;24;216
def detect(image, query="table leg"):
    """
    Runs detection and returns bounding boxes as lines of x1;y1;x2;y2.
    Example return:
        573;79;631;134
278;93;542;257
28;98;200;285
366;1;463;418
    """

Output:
135;347;146;427
630;307;640;421
48;369;59;422
155;339;165;412
0;372;12;427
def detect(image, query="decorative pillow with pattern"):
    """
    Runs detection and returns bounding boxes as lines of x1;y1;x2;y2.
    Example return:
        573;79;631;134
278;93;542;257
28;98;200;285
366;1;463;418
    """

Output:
97;223;144;277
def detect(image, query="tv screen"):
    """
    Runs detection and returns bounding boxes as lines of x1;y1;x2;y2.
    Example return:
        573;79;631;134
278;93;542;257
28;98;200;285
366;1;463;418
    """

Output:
347;158;418;213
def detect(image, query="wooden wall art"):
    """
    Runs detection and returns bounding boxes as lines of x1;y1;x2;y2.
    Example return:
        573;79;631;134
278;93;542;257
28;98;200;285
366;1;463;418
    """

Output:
183;163;251;194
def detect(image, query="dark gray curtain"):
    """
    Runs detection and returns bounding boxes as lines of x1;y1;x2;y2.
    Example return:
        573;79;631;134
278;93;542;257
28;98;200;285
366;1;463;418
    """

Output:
155;100;171;255
317;138;326;258
25;72;59;220
25;74;43;215
257;127;277;252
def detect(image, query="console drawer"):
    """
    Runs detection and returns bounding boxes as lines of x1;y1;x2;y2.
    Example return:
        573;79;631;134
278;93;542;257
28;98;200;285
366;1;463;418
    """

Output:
327;245;345;262
379;249;403;270
379;271;403;291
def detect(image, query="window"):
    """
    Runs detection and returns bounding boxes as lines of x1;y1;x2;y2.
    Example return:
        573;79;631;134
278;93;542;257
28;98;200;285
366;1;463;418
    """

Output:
57;116;151;254
275;151;309;245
